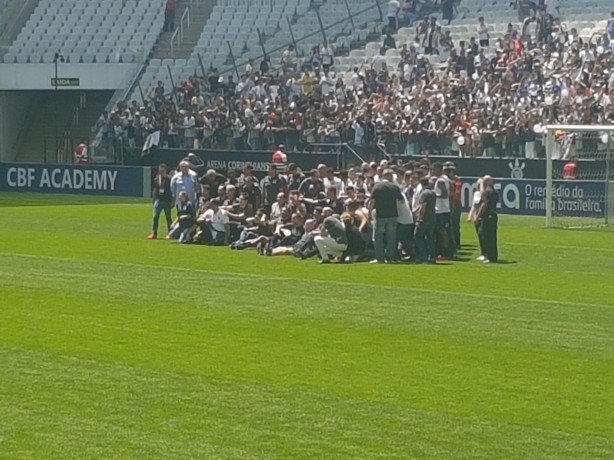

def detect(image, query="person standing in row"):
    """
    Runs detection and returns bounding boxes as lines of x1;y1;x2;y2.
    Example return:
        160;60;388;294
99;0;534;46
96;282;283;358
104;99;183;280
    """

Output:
414;177;436;264
476;175;499;264
369;169;403;264
171;161;199;205
468;178;485;258
431;163;452;260
148;163;173;239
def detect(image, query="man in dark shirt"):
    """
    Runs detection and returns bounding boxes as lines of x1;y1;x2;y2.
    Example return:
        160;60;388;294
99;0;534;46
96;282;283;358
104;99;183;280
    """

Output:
240;175;262;210
302;187;344;215
477;175;499;263
369;169;404;263
414;177;437;263
199;169;227;198
298;169;325;200
148;163;173;239
314;215;348;263
287;163;306;191
260;164;288;211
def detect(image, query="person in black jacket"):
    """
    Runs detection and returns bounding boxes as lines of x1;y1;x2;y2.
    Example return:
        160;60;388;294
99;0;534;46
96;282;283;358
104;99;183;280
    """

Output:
476;175;499;264
148;163;173;239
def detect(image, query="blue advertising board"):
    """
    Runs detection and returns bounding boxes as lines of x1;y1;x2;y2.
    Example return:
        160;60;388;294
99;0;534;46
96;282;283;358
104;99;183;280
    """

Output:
0;163;148;197
460;177;606;217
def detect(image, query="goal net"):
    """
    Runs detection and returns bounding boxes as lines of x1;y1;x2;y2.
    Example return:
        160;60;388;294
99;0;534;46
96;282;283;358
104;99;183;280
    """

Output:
545;125;614;229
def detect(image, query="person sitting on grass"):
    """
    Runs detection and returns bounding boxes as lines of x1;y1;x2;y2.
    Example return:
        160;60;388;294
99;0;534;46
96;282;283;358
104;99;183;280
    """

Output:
259;213;306;256
194;198;230;246
167;191;196;243
229;209;273;250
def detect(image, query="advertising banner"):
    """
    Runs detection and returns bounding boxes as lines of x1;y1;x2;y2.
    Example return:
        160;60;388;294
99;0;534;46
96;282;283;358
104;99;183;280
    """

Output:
460;177;606;217
141;149;341;177
0;163;149;197
405;156;606;180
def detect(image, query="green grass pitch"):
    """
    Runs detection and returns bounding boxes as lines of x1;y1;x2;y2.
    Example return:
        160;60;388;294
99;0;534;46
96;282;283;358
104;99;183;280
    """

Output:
0;193;613;459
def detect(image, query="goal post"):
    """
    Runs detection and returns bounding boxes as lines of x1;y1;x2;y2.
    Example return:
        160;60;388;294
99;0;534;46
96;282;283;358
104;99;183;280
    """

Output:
544;124;614;228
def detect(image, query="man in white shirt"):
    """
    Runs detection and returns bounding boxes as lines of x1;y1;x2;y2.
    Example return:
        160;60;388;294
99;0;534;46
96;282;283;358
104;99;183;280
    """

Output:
351;68;364;92
199;198;230;245
320;73;333;95
320;42;334;72
397;193;415;260
352;119;365;146
183;112;196;148
476;16;490;48
387;0;400;31
323;168;344;195
431;162;453;259
371;49;387;76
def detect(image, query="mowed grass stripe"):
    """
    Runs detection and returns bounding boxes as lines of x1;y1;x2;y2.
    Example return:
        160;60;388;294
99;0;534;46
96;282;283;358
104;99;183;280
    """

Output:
1;286;613;439
1;253;614;356
3;349;613;460
0;248;613;309
0;236;612;307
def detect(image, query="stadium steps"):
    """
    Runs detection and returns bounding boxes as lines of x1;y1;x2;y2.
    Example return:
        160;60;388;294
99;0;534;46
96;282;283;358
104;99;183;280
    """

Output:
150;0;217;60
16;91;113;164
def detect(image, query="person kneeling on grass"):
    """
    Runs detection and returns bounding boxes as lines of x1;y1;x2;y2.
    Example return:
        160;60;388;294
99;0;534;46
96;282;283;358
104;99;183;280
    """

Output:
167;191;196;243
314;215;348;264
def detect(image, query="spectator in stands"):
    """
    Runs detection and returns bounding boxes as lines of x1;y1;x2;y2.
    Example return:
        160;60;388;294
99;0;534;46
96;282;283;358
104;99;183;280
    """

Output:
477;17;490;48
387;0;401;32
442;0;454;25
320;41;334;73
608;12;614;41
164;0;177;32
383;33;397;50
115;0;612;161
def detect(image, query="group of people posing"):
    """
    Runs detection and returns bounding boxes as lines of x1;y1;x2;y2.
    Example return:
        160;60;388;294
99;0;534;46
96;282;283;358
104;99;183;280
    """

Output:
147;157;499;264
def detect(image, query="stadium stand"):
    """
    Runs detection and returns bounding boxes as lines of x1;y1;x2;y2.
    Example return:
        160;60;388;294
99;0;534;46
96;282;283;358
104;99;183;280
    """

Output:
129;0;383;104
1;0;612;162
2;0;166;64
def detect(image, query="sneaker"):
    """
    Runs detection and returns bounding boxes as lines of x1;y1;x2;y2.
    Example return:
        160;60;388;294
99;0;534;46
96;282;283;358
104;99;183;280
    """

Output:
147;233;157;240
482;259;491;264
164;235;172;240
436;255;447;261
369;259;381;264
476;255;486;261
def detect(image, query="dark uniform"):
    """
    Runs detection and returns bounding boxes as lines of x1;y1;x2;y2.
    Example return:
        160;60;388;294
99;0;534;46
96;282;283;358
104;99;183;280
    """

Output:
478;186;499;263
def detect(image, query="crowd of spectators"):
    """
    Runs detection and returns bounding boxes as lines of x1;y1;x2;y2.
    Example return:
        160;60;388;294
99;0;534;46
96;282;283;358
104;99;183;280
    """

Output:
100;2;614;160
149;156;493;264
